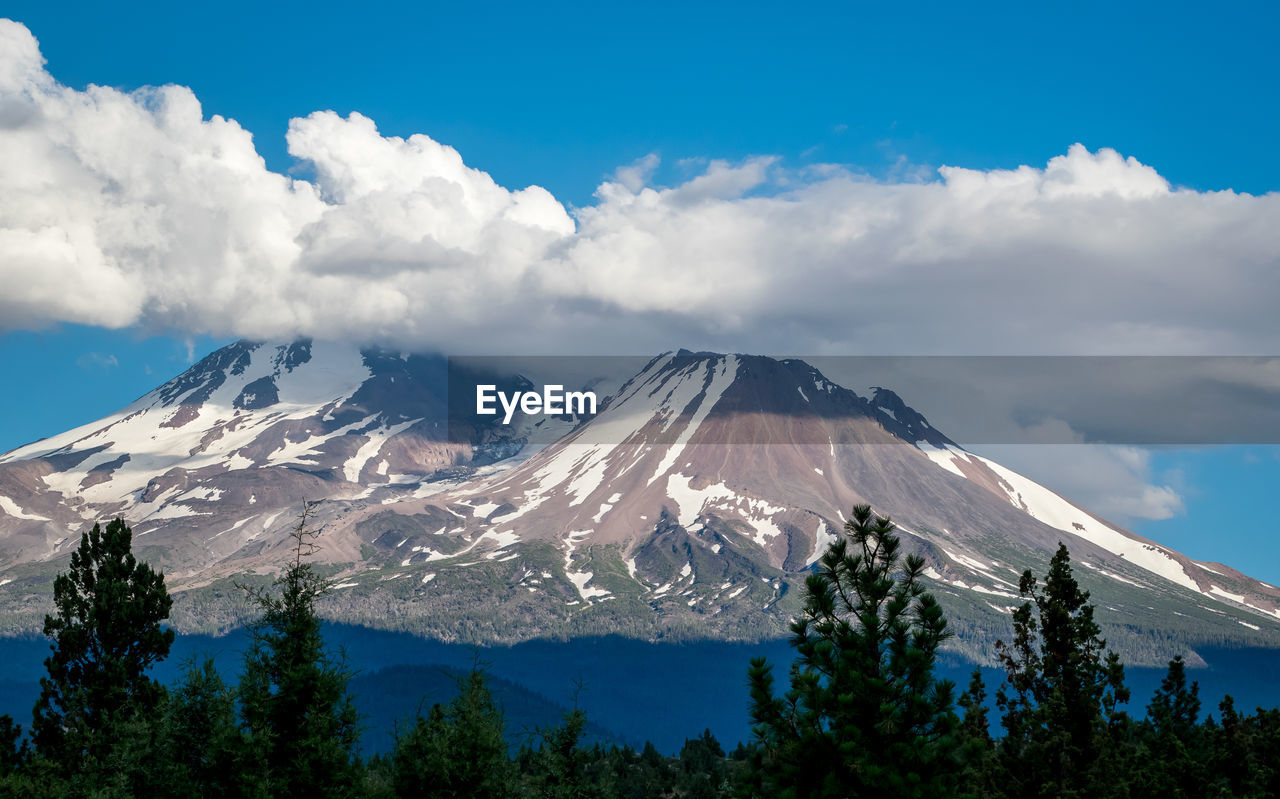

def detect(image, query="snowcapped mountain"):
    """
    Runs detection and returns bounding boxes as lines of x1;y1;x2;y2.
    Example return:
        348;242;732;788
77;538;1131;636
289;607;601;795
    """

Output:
0;341;529;586
1;343;1277;663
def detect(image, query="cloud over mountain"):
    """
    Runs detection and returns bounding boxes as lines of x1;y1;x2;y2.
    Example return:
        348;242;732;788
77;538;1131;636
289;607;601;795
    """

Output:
1;18;1278;357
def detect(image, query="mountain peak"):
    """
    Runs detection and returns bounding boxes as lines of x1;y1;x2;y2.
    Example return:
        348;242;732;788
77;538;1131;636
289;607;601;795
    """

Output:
0;341;1277;663
866;385;950;447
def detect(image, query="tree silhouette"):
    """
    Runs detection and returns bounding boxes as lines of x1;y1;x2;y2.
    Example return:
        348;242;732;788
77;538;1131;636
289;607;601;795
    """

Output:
994;543;1129;798
237;503;360;798
747;505;960;798
392;662;515;797
31;517;174;777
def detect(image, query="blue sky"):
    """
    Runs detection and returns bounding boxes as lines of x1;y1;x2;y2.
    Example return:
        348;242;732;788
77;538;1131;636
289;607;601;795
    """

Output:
1137;447;1280;575
1;2;1279;577
8;0;1278;202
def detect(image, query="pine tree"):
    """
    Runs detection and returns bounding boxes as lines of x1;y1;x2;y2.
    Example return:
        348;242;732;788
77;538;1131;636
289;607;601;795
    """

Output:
1132;655;1206;798
746;504;960;798
237;504;360;798
1147;656;1200;738
0;714;26;778
1206;695;1256;797
156;658;248;798
1248;706;1280;798
520;702;605;798
994;542;1129;798
30;517;174;780
631;740;673;798
676;729;727;798
391;665;515;798
957;669;1006;797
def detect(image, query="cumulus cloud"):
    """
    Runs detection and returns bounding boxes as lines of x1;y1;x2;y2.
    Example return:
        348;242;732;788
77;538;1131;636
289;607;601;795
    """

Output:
972;442;1185;525
928;416;1183;524
1;17;1278;362
13;20;1280;518
0;20;571;348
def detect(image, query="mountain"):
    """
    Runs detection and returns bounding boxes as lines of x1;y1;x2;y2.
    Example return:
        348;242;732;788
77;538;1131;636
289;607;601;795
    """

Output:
0;341;538;623
1;342;1278;664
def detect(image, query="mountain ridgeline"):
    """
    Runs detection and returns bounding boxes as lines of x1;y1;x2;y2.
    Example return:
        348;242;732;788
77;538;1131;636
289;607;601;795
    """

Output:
0;341;1278;664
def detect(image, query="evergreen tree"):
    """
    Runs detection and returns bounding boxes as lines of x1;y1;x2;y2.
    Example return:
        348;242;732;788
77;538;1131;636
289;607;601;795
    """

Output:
957;669;1005;797
391;665;515;798
237;505;360;798
994;543;1129;798
157;658;249;798
677;729;727;798
617;741;671;799
0;715;26;778
30;517;174;782
519;705;606;798
1207;695;1257;797
1147;656;1200;738
0;715;33;799
1132;655;1205;798
1249;705;1280;798
358;751;398;799
958;669;992;745
746;505;960;798
640;740;664;769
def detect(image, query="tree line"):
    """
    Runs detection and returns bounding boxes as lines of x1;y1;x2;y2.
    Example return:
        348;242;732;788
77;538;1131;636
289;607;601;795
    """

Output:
1;504;1279;797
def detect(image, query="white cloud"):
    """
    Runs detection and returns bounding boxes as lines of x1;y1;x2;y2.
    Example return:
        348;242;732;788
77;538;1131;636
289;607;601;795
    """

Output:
973;441;1185;524
75;352;118;371
1;19;1278;359
0;21;571;349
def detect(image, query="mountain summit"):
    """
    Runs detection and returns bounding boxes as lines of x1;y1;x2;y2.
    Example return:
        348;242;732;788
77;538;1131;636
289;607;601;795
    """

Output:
1;342;1277;663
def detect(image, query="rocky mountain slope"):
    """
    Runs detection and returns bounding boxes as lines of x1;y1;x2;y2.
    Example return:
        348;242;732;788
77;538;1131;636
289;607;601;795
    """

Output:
1;342;1277;664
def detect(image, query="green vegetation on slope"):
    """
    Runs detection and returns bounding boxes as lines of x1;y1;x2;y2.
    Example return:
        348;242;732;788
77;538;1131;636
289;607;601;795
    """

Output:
3;509;1280;797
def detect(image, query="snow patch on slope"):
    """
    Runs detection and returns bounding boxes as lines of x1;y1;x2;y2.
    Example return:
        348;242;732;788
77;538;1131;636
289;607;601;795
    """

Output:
647;356;739;486
266;414;378;468
562;529;610;600
806;520;838;566
972;454;1200;593
917;441;968;478
0;496;48;521
665;473;787;547
343;419;418;482
666;473;738;528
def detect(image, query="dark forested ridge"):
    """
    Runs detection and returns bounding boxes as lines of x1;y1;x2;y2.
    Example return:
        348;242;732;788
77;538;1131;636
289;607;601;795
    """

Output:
2;511;1280;797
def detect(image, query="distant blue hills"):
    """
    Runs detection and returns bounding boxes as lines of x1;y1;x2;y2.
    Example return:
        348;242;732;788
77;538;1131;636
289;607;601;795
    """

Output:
1;625;1278;753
